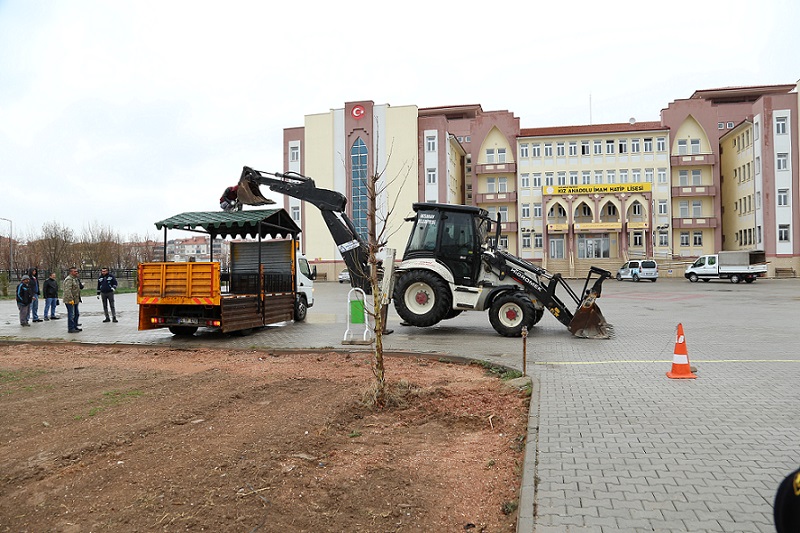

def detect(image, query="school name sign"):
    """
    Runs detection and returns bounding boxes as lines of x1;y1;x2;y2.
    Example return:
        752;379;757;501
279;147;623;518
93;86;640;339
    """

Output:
544;183;652;195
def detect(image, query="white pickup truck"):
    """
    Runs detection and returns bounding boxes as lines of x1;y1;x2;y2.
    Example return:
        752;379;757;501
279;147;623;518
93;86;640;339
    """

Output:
684;250;767;284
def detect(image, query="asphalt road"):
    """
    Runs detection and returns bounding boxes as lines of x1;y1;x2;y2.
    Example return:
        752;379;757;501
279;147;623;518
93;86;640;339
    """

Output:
2;277;799;532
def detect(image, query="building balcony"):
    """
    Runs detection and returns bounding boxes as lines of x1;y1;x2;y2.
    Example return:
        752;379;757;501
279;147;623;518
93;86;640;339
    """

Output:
671;185;717;197
670;153;716;166
475;191;517;204
672;217;718;229
500;221;518;233
474;162;517;175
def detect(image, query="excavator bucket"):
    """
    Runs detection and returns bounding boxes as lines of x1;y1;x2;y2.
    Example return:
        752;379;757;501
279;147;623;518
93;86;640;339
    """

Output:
568;266;612;339
568;291;611;339
236;176;275;206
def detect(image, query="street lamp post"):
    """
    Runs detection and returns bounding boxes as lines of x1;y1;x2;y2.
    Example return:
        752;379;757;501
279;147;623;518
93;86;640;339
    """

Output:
0;217;12;278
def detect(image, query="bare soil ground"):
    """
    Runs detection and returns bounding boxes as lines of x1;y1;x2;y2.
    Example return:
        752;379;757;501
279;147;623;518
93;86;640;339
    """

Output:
0;343;530;532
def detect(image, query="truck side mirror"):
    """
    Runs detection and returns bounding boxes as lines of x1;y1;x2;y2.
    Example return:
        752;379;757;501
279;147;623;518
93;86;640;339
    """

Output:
311;265;317;280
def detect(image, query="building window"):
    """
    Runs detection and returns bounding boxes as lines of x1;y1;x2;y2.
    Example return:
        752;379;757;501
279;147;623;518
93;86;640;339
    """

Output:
643;138;653;152
594;170;603;184
677;139;688;155
557;172;566;186
522;203;530;218
426;168;437;184
778;189;789;206
692;200;702;217
632;203;642;216
679;200;689;217
556;142;565;156
631;138;640;153
605;204;617;216
779;224;790;242
680;232;690;246
776;117;787;135
607;170;616;183
656;137;666;151
291;205;300;222
620;169;628;183
350;137;369;239
693;231;703;246
658;231;668;247
658;200;668;215
486;148;495;163
606;140;615;154
618;139;627;154
718;122;725;130
679;170;689;186
533;203;542;217
519;143;529;158
520;173;530;188
486;177;496;193
727;121;734;129
545;172;554;186
499;235;508;248
645;168;653;182
569;142;578;156
522;233;531;249
755;122;760;139
534;233;543;248
498;206;508;222
544;143;553;157
690;139;701;154
498;177;508;193
290;146;300;162
581;140;590;155
692;169;702;185
532;173;541;187
549;204;567;218
777;153;789;170
497;148;506;163
532;143;541;157
581;204;592;217
658;168;667;183
426;135;437;152
569;171;578;185
594;140;602;155
632;231;643;246
582;171;591;184
632;169;641;183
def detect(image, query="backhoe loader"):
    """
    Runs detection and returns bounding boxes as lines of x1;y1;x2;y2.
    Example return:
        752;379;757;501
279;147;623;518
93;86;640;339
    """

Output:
236;166;612;339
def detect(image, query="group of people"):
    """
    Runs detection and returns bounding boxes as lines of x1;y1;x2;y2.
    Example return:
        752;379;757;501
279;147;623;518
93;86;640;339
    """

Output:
15;266;119;333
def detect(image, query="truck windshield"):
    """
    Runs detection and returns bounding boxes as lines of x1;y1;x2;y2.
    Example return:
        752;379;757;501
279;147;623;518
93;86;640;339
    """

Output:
407;212;439;252
692;257;705;267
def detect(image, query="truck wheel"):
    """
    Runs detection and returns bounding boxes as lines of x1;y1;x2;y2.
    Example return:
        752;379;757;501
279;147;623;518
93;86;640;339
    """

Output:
489;293;536;337
531;308;544;325
169;326;197;336
688;273;699;283
730;274;741;284
443;309;463;320
632;274;640;282
393;270;452;327
616;273;622;281
294;295;308;322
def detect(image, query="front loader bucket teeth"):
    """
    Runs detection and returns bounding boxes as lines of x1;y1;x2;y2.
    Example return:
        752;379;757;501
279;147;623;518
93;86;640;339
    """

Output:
568;292;612;339
237;177;275;206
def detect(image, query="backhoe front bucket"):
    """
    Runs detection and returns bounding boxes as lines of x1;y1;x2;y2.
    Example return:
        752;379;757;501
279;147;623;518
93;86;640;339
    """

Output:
568;291;611;339
236;177;274;206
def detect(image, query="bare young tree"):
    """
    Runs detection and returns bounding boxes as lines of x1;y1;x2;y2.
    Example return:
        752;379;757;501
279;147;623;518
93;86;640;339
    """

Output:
81;222;122;271
29;222;75;277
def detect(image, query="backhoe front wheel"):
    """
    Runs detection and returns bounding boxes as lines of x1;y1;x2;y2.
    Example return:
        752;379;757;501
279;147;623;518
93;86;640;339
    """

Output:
393;270;452;327
489;293;537;337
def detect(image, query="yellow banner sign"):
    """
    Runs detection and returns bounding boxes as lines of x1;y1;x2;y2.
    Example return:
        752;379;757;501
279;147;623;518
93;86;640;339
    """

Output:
545;183;652;195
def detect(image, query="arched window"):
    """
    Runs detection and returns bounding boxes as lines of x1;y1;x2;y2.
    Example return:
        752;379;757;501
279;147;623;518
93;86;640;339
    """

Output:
350;138;368;239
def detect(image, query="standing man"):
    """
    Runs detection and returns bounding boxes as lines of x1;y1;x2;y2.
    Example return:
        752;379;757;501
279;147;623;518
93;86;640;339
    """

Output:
97;267;118;323
42;272;60;320
27;267;42;322
16;275;33;327
63;266;82;333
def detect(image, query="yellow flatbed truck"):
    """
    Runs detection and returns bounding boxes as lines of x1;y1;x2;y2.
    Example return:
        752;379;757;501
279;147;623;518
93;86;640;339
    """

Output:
138;208;315;336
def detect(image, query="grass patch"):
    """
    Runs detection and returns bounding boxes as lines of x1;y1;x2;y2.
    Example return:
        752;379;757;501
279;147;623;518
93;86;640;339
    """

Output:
471;360;523;381
80;388;144;418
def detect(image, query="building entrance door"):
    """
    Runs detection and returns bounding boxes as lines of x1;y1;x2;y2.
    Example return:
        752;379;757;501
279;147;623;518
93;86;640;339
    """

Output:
577;234;609;259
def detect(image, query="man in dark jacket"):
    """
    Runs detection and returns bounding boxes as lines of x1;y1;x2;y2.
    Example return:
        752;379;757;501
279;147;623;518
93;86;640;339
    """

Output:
27;267;42;322
42;272;60;320
220;185;240;212
97;267;118;323
16;275;33;326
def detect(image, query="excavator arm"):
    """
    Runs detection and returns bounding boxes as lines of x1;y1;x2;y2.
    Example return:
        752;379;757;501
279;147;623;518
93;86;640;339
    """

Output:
236;166;373;293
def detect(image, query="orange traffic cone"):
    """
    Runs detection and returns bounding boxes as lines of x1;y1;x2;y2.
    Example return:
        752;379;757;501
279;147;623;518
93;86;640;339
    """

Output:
666;323;697;379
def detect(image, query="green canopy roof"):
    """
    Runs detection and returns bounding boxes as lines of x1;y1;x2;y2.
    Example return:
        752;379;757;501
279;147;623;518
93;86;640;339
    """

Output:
154;208;300;239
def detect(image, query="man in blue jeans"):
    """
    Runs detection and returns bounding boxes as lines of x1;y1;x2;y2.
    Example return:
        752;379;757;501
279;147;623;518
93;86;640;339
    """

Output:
97;267;118;323
62;267;82;333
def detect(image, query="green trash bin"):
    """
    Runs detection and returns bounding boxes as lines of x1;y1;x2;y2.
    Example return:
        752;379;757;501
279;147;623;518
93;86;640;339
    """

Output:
350;299;366;324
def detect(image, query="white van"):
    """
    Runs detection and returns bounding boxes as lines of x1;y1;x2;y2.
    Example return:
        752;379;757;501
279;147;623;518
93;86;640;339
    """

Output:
616;260;658;282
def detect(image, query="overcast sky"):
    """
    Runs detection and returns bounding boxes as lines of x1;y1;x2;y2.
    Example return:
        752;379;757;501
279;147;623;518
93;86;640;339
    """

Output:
1;0;798;241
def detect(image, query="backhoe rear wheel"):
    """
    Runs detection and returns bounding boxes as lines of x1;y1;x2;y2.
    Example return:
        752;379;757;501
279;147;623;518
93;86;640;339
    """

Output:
489;293;537;337
393;270;452;327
